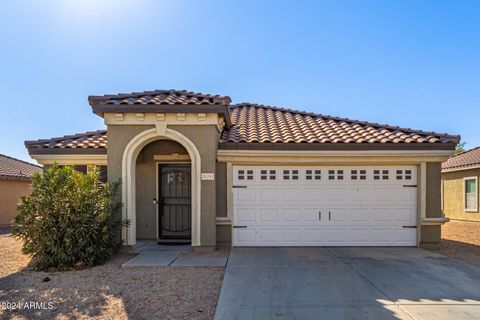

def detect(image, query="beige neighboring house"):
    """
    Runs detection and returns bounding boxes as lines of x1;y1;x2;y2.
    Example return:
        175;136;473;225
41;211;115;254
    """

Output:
25;89;459;248
0;154;42;226
442;147;480;222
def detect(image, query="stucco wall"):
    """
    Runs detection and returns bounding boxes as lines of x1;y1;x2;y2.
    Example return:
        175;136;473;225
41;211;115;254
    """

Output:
442;168;480;222
136;140;189;239
420;162;447;245
215;162;227;218
107;124;219;246
170;125;219;247
0;179;32;225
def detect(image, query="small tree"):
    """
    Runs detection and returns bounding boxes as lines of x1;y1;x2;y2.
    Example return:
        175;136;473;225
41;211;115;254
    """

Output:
455;142;466;155
13;164;126;271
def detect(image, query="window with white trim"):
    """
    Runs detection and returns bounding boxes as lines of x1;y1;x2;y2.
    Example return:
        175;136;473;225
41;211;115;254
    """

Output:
464;177;478;212
283;169;299;180
238;170;254;180
328;169;344;180
261;169;276;180
306;170;321;180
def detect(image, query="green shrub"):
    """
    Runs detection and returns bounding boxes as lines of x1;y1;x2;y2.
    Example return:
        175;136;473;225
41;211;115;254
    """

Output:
13;164;127;271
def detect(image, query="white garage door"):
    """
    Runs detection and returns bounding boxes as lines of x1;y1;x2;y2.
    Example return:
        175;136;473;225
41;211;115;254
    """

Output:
233;166;417;246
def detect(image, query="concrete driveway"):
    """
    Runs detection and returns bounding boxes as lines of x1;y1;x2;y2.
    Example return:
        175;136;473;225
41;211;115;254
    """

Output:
215;247;480;320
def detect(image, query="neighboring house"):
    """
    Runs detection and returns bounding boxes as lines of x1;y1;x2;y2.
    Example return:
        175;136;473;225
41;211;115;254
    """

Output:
0;154;42;226
25;89;459;248
442;147;480;222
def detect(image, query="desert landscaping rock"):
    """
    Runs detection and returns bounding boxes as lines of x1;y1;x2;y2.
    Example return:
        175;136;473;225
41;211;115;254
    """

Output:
0;234;225;320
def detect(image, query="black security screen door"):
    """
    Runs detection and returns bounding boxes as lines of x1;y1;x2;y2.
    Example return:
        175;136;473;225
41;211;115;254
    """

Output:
158;164;191;241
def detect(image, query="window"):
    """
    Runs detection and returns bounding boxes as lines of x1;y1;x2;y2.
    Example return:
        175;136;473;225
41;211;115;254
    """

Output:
351;169;366;181
238;170;253;180
306;170;321;180
261;170;276;180
283;170;299;180
464;177;478;212
328;170;344;180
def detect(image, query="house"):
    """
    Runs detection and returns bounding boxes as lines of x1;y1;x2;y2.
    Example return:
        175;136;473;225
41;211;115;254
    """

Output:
25;89;459;248
442;147;480;221
0;154;42;226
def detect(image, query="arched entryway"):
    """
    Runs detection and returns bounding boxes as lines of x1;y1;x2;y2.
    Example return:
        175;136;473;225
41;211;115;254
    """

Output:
121;127;201;246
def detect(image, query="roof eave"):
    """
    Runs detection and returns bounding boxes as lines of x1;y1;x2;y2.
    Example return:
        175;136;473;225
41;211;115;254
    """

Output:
218;142;458;151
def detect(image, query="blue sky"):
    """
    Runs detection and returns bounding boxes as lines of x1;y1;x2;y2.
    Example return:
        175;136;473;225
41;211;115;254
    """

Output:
1;0;478;162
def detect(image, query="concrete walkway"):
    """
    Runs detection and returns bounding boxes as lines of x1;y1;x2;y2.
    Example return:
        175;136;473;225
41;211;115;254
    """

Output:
215;247;480;320
121;241;227;267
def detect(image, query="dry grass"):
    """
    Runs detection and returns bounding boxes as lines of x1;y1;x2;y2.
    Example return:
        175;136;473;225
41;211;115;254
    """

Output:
0;234;225;320
429;220;480;268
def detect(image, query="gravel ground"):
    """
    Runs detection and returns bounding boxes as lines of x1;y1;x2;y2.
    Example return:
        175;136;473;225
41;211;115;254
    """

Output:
0;234;226;320
429;220;480;268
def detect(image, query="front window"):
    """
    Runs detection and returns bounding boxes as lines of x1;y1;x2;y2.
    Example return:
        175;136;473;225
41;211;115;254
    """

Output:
464;177;478;212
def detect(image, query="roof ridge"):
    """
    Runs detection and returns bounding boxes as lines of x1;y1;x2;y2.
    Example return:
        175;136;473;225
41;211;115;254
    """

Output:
88;89;231;104
0;153;42;168
230;103;460;139
25;129;107;146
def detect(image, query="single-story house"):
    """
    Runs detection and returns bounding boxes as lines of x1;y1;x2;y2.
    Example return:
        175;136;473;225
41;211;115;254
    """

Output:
442;147;480;221
25;89;460;248
0;154;42;226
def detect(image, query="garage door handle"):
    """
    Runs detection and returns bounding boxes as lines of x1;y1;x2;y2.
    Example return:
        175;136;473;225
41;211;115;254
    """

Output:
232;185;247;189
402;226;417;228
233;225;247;229
318;211;321;220
329;211;331;220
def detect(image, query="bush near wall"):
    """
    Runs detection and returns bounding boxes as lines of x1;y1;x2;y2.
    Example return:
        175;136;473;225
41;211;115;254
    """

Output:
13;164;126;271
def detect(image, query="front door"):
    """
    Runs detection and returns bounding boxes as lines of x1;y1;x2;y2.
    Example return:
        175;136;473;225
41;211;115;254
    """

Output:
158;164;191;242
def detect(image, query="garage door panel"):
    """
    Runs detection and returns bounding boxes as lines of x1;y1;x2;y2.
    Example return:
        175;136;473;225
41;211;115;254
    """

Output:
304;229;324;242
259;208;278;222
282;188;302;201
236;188;256;202
259;188;279;201
281;208;303;222
282;229;302;242
233;166;417;246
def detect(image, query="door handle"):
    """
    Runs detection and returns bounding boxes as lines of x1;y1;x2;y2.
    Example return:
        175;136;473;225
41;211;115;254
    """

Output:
329;211;331;220
153;198;158;205
318;211;321;220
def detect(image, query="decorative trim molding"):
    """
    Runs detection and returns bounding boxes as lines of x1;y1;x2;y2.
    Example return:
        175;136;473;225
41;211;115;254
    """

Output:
153;153;190;161
421;217;449;226
30;154;107;165
121;127;202;246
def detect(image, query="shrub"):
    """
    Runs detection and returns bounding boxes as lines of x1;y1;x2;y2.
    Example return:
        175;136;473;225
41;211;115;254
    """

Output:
13;164;126;271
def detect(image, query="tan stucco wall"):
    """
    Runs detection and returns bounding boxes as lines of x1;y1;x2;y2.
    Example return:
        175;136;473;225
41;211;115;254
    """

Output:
442;168;480;222
426;163;442;218
107;124;219;246
0;179;32;225
420;162;446;245
136;140;189;239
216;162;227;218
216;224;231;247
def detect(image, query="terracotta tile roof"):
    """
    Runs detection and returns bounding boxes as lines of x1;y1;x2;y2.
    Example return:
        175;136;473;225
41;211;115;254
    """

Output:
442;147;480;171
89;89;231;106
219;103;460;146
26;99;460;153
0;154;42;181
25;130;107;151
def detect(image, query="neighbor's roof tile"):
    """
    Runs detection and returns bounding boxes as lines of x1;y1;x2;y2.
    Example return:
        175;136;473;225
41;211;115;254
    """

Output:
0;154;42;181
442;147;480;171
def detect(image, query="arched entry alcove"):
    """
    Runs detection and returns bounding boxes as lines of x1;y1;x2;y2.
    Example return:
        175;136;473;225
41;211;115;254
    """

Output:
121;128;201;246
